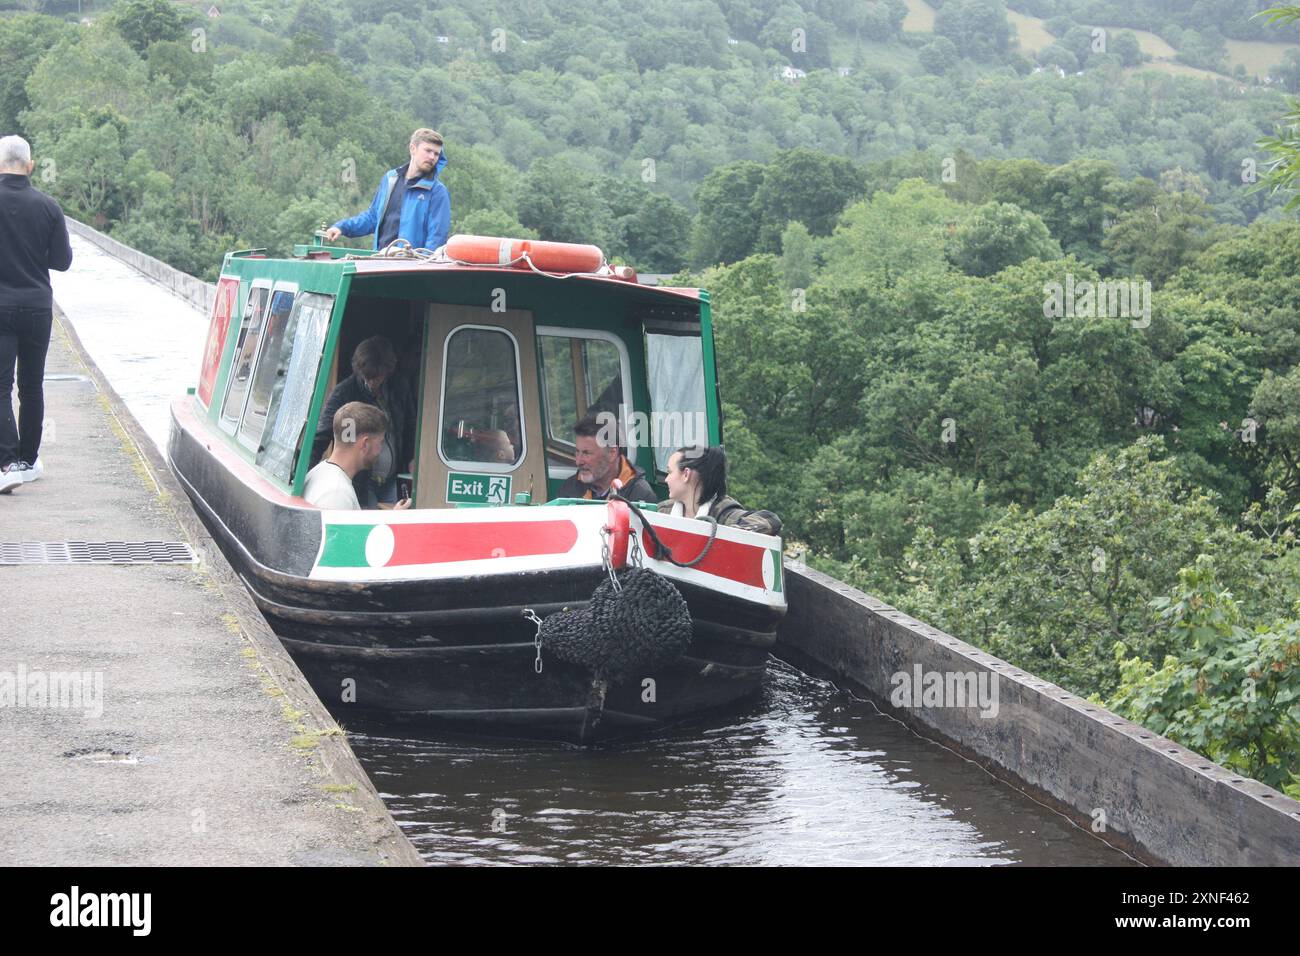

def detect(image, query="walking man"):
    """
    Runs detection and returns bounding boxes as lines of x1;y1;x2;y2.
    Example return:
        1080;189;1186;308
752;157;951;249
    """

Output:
0;135;72;494
324;128;450;252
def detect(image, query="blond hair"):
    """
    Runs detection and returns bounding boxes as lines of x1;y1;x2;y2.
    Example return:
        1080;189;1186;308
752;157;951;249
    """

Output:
410;128;443;148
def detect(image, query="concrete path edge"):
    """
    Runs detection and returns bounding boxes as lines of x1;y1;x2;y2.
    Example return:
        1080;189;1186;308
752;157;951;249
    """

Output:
53;308;425;868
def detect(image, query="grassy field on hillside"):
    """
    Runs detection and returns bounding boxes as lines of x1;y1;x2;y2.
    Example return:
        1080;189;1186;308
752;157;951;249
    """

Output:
1007;9;1054;54
1100;24;1177;58
903;0;936;33
1126;61;1234;82
830;36;922;73
1225;38;1300;76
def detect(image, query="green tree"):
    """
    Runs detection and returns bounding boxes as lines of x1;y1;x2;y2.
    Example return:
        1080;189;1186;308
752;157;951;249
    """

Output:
688;160;765;267
1103;185;1216;287
1254;5;1300;209
0;14;74;137
918;36;959;74
517;156;619;251
779;220;814;290
750;148;866;251
944;201;1060;277
1250;365;1300;498
1112;31;1145;68
621;193;691;272
1108;556;1300;792
819;179;963;287
901;438;1281;698
933;0;1013;62
289;0;338;47
110;0;190;55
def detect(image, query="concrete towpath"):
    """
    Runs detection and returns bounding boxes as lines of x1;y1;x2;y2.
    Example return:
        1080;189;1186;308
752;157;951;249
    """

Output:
0;310;423;866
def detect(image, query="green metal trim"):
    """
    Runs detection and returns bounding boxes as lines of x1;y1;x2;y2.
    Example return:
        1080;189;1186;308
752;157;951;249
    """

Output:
291;270;355;496
698;290;723;445
412;309;430;507
541;497;654;508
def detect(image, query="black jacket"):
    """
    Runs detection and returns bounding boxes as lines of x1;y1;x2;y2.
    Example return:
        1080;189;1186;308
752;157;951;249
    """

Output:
311;372;417;472
0;173;72;308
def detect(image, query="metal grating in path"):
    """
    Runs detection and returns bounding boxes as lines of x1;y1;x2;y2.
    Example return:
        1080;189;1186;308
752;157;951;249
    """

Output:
0;540;197;566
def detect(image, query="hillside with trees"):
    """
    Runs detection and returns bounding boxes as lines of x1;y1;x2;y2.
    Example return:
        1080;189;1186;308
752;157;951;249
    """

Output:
2;0;1299;276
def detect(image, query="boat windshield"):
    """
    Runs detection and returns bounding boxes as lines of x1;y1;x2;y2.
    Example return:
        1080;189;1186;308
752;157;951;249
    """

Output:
538;330;628;470
645;331;708;473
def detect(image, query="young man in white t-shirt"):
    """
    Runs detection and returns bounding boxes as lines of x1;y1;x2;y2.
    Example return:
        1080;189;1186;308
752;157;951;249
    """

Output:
304;401;411;510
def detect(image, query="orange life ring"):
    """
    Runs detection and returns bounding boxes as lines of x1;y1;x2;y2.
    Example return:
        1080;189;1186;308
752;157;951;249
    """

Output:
528;239;605;272
444;234;604;273
604;499;630;569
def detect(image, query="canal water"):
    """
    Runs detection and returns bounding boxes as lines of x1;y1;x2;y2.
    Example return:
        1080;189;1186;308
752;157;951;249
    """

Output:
349;660;1131;865
52;236;1134;866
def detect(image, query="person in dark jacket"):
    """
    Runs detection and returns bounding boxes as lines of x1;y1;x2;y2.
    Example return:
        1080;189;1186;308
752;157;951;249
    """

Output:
312;336;416;508
556;415;656;503
660;445;782;535
324;128;450;252
0;135;72;494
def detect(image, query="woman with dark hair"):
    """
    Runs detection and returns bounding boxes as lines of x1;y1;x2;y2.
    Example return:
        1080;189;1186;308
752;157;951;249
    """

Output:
660;445;782;535
311;335;416;508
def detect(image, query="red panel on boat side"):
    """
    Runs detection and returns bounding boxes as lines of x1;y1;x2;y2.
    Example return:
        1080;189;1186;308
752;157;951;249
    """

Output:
641;526;766;589
386;520;580;567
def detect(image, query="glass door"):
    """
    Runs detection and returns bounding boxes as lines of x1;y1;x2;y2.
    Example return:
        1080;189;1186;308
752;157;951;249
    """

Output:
415;304;546;507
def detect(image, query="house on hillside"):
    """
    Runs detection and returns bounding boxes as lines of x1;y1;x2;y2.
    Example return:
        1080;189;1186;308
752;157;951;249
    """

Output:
780;65;806;82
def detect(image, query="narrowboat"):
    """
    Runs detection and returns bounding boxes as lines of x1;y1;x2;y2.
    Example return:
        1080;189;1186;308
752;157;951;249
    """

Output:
168;233;787;743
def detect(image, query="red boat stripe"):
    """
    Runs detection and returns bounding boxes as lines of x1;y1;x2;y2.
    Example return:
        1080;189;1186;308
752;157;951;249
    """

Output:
387;520;579;567
642;527;765;588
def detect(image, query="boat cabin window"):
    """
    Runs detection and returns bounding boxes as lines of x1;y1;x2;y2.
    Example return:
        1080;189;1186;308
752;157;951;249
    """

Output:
219;283;271;433
257;292;335;483
645;331;708;473
238;287;297;450
537;330;628;470
438;326;525;470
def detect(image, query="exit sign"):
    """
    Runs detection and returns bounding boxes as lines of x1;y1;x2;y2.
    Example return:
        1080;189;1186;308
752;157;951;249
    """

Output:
446;471;512;505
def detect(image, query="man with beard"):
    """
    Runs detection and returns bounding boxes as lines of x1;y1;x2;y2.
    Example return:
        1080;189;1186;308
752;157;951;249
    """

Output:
325;128;450;252
557;415;656;503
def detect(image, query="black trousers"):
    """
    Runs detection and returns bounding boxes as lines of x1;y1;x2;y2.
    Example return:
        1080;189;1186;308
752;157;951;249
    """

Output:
0;306;53;467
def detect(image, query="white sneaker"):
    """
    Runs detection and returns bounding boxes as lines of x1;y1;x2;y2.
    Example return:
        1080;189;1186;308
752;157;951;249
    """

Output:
0;467;21;495
18;458;42;482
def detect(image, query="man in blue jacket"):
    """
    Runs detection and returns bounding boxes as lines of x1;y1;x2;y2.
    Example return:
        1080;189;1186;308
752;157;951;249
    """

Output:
325;128;450;251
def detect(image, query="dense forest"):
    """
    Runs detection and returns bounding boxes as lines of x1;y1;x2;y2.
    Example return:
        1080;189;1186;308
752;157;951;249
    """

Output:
4;0;1300;274
3;0;1298;795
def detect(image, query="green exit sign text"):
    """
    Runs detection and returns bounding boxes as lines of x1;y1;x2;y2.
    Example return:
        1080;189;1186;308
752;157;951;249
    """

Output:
446;471;512;505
